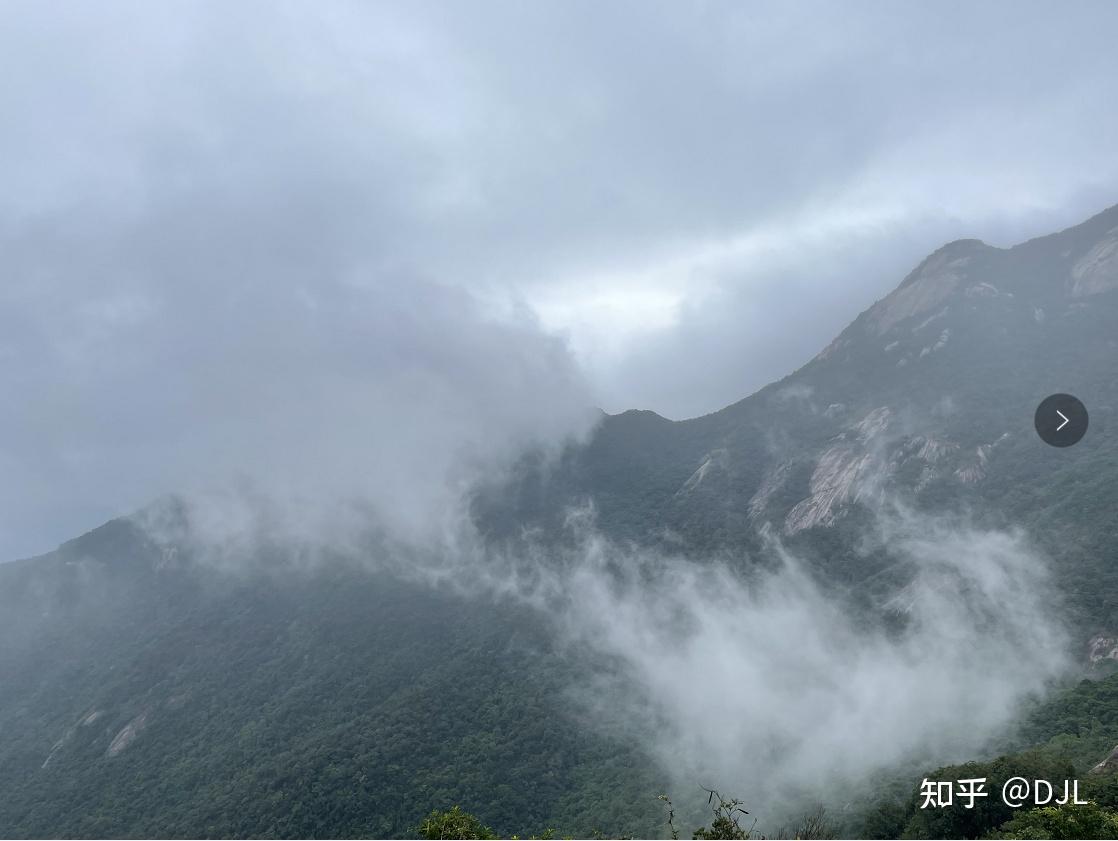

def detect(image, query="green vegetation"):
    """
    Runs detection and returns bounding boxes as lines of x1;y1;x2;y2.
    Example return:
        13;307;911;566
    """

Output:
991;801;1118;840
0;523;664;838
419;806;498;840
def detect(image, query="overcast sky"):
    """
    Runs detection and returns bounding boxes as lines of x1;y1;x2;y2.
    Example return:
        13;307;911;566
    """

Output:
3;0;1118;559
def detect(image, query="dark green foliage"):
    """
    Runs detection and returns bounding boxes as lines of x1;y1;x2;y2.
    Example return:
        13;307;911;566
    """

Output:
989;801;1118;839
1015;675;1118;773
419;806;497;840
0;523;664;839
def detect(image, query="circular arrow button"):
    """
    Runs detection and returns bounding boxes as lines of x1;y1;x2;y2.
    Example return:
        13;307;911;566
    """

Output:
1035;393;1088;447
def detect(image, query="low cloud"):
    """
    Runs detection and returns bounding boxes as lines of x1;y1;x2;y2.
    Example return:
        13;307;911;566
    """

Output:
411;503;1071;825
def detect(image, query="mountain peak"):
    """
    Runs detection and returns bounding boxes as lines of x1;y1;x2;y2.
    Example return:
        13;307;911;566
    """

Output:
864;238;993;336
813;203;1118;367
899;238;991;284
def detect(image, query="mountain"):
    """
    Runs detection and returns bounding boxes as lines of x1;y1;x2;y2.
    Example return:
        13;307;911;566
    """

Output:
2;205;1118;838
478;203;1118;632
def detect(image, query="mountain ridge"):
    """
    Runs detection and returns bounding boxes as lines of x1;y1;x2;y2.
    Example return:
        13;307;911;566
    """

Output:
478;200;1118;601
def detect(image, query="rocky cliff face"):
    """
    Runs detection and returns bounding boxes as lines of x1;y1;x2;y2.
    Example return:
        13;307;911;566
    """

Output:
1071;225;1118;298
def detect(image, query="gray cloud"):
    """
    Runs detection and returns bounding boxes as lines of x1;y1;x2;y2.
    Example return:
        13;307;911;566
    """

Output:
0;196;595;557
3;0;1118;555
569;510;1069;826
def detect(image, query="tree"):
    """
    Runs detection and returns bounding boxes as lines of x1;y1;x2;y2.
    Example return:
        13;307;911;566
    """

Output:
692;788;755;840
418;806;498;840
